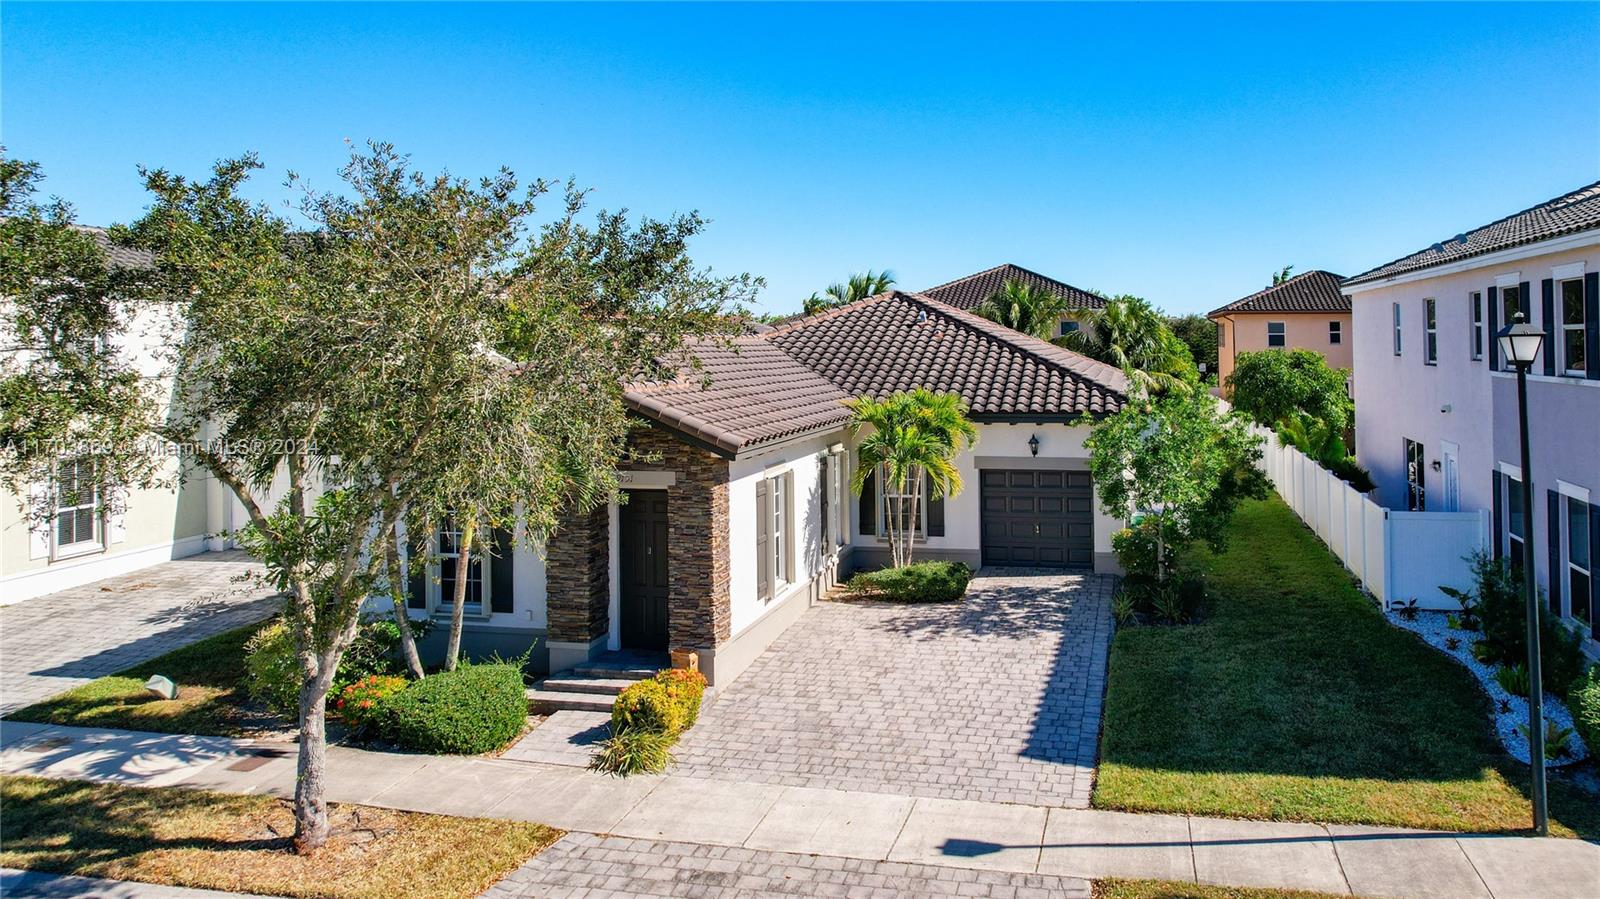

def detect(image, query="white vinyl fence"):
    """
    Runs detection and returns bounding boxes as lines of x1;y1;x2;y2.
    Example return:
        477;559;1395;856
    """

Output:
1250;424;1488;609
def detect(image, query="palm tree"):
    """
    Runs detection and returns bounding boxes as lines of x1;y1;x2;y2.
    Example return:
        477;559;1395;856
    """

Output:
1061;294;1196;393
846;388;977;568
973;278;1070;340
805;269;895;315
1271;265;1295;286
1277;411;1347;468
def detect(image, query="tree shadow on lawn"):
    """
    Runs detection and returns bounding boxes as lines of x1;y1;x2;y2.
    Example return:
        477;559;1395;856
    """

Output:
1091;497;1600;838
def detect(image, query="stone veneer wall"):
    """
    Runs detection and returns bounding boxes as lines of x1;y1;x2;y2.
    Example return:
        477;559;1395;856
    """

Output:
626;427;732;651
544;423;732;654
545;502;610;644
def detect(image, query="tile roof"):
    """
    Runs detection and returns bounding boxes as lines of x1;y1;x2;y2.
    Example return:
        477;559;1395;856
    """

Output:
71;224;156;270
1207;270;1350;317
1346;180;1600;286
625;292;1127;456
624;338;853;456
919;263;1107;311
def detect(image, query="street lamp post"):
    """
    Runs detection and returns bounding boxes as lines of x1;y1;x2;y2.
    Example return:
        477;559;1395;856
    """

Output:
1496;311;1548;836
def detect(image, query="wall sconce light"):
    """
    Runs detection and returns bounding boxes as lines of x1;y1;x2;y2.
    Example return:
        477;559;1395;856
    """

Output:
1028;434;1040;457
1431;460;1442;472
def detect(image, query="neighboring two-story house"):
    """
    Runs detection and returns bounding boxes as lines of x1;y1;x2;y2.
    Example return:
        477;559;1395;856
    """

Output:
920;263;1107;341
1208;270;1353;386
1346;181;1600;649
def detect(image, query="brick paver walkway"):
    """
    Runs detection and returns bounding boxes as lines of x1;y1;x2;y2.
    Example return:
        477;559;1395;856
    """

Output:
482;833;1093;899
674;569;1115;807
0;551;279;714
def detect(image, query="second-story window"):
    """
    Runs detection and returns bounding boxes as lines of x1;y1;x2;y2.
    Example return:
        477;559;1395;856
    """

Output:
1392;303;1402;355
1561;278;1586;376
1328;321;1342;344
1424;298;1437;365
1059;320;1080;338
1470;291;1484;360
1267;321;1285;348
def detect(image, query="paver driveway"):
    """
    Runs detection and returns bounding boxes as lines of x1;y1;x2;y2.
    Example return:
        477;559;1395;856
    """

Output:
674;569;1115;808
0;551;279;715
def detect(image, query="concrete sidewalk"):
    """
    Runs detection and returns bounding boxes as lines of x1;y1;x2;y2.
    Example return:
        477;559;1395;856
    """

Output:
1;867;270;897
3;721;1597;899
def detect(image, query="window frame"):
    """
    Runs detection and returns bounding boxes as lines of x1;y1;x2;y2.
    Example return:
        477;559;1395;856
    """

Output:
1392;303;1402;355
1328;320;1341;345
1403;439;1426;512
1423;298;1438;365
771;473;788;589
1266;321;1286;348
1566;496;1591;627
1470;291;1484;360
1559;278;1586;377
1500;283;1523;332
876;469;927;543
1058;319;1080;338
1506;476;1525;572
432;519;489;617
52;457;105;559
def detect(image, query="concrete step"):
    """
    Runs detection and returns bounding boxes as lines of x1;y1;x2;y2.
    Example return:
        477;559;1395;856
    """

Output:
572;663;657;680
540;676;641;696
525;689;616;714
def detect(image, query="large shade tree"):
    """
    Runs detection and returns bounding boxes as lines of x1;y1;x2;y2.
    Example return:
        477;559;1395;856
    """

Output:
1224;347;1352;432
846;389;976;568
0;146;755;851
973;278;1070;341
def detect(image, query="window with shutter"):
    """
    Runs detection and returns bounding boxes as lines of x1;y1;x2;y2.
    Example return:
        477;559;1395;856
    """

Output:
1566;497;1591;628
782;471;796;583
859;467;877;536
53;457;103;557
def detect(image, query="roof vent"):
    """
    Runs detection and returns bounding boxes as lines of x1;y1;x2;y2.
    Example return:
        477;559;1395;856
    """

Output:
1430;242;1444;253
1454;233;1468;245
916;310;928;324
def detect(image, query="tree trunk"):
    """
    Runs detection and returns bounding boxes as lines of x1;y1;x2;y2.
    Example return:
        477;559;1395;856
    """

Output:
443;520;476;672
906;466;922;567
292;652;339;853
385;540;425;680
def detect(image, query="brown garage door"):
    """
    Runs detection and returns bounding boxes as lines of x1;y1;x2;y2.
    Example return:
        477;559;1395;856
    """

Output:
980;469;1094;568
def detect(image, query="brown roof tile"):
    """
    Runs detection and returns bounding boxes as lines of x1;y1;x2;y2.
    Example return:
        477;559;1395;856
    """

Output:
1346;181;1600;286
920;263;1107;311
1207;270;1349;317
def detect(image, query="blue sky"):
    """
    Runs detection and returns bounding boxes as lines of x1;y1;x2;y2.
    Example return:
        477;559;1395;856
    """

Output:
4;3;1597;317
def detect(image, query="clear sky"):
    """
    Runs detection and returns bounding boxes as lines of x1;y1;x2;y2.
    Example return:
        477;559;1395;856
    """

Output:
4;2;1598;317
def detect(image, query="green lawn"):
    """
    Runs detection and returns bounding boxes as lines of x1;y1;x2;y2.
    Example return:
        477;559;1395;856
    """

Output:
1094;880;1345;899
1094;496;1600;838
7;621;280;737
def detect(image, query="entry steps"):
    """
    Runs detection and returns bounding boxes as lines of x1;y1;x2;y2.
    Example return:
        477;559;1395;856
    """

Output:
524;650;667;713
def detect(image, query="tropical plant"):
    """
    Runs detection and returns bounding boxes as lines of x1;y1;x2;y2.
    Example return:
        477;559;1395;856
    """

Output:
1495;663;1531;697
1395;597;1420;621
846;389;977;568
1437;585;1481;631
1112;590;1138;627
1061;294;1197;393
1271;264;1295;286
1516;720;1575;761
1225;348;1352;433
1276;411;1348;468
1082;383;1268;577
973;278;1070;341
804;269;895;315
0;148;755;852
1453;551;1586;695
1571;665;1600;757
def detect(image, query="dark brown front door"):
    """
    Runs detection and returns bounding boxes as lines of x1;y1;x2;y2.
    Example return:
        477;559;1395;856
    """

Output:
980;470;1094;568
620;490;669;650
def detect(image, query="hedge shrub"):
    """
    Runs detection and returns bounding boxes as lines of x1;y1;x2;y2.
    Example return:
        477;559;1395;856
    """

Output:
594;668;708;776
1572;664;1600;758
334;674;406;734
846;561;972;602
384;660;527;754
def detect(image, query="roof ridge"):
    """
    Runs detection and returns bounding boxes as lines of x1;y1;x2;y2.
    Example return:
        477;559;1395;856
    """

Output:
1347;179;1600;285
917;262;1018;296
1206;269;1347;317
901;291;1129;395
761;290;898;337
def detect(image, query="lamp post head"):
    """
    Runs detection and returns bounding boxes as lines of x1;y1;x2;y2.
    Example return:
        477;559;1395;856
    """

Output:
1028;433;1040;457
1497;312;1544;369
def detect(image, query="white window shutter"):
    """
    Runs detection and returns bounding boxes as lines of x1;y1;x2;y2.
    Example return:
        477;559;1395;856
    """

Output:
28;481;51;559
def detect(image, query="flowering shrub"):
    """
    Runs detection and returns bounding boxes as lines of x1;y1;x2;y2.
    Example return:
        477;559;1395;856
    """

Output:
335;675;406;733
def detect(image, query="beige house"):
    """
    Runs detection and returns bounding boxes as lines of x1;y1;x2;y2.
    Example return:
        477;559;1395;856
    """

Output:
1208;270;1353;384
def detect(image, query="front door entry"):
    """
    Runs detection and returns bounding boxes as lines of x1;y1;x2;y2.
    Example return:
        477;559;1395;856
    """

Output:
619;490;669;650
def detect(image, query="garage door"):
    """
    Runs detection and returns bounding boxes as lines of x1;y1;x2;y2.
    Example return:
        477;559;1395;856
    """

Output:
980;469;1094;568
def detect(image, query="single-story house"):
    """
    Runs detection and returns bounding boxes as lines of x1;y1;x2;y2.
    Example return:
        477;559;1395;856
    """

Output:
1208;270;1352;385
404;286;1130;686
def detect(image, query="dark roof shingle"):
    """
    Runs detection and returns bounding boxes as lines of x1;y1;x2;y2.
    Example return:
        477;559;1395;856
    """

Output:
768;291;1126;419
71;224;156;270
920;263;1107;311
1346;181;1600;286
1207;270;1349;317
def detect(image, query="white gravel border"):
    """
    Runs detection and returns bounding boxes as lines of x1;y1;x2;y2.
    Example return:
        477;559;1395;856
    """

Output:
1386;609;1588;766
